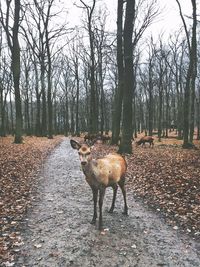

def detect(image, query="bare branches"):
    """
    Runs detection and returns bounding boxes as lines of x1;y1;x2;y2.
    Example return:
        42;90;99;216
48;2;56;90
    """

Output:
0;0;13;50
133;0;160;49
175;0;191;52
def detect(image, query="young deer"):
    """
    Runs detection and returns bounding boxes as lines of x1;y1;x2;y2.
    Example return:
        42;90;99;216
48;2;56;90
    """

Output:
70;139;128;230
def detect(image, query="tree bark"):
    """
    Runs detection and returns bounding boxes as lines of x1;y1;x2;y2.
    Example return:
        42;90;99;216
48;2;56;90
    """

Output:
148;60;153;136
112;0;124;145
119;0;135;154
189;0;197;143
176;0;197;148
12;0;23;143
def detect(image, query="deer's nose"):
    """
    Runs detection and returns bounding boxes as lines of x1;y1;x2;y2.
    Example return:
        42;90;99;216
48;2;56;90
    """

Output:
81;161;87;166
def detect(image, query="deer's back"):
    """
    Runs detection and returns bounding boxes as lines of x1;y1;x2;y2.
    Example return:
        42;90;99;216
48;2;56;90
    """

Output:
93;154;127;186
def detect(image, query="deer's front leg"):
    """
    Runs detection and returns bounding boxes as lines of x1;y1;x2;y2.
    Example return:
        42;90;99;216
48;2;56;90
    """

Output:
98;187;106;230
91;187;98;225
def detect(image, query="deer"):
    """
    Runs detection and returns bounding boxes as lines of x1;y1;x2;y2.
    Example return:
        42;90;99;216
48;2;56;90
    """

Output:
84;133;98;142
136;136;154;147
70;139;128;231
84;133;111;144
97;134;111;144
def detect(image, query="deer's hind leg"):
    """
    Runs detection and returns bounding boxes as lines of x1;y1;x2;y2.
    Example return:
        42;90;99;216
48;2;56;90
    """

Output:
118;177;128;216
108;184;118;213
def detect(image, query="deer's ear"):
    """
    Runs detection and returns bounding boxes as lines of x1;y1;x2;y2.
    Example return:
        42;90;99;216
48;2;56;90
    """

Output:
70;139;81;150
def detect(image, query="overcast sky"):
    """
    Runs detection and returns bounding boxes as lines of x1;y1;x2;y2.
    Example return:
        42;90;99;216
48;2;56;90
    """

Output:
66;0;194;40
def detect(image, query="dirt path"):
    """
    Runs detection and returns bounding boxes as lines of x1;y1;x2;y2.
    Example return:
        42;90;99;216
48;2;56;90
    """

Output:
16;139;200;267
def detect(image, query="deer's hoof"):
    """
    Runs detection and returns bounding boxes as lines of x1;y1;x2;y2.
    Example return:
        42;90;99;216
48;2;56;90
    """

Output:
108;208;114;213
90;219;96;225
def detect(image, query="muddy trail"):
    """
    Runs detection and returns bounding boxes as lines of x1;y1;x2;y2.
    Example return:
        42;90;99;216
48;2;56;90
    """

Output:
15;139;200;267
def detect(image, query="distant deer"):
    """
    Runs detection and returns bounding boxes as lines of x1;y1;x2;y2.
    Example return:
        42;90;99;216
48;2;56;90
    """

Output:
98;134;111;144
70;139;128;230
84;133;111;144
84;133;98;142
136;136;154;147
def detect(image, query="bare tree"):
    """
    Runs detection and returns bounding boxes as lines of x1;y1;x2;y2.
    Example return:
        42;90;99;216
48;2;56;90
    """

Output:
175;0;197;148
67;33;82;136
93;9;109;134
0;53;12;136
78;0;98;133
147;38;155;137
0;0;23;143
112;0;124;145
154;38;167;141
119;0;135;154
21;0;68;137
21;45;32;135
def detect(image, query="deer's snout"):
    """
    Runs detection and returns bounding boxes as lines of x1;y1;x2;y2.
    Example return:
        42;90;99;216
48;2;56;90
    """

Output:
81;161;87;166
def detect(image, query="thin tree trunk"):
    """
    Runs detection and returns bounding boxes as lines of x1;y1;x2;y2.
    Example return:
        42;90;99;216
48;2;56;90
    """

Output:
196;97;200;140
41;57;47;136
75;56;80;136
148;63;153;136
47;52;53;139
34;62;41;136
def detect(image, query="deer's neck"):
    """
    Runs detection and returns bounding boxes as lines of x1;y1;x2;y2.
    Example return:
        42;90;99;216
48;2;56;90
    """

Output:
82;159;99;178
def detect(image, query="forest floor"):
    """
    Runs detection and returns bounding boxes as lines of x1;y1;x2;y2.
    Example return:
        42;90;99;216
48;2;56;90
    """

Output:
0;134;200;266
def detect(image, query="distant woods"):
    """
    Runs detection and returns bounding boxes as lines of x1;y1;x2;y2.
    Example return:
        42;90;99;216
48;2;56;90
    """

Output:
0;0;199;151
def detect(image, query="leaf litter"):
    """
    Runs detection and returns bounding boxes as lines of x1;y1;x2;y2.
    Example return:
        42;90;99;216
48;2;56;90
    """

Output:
0;136;63;265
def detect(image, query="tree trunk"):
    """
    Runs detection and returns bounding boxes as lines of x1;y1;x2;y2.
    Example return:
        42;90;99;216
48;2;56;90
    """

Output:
13;0;23;143
34;62;41;136
71;96;75;135
196;97;200;140
118;0;135;154
0;89;6;137
47;42;53;139
87;0;98;134
176;0;197;148
148;63;153;136
189;0;197;143
24;67;31;135
75;56;80;136
112;0;124;145
41;57;47;137
158;90;162;141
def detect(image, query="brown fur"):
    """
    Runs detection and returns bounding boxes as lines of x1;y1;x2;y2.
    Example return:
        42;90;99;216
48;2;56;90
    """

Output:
84;133;111;144
136;136;154;147
70;139;128;230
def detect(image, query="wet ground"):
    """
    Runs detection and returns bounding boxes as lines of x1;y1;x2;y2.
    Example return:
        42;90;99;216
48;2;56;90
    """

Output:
15;139;200;267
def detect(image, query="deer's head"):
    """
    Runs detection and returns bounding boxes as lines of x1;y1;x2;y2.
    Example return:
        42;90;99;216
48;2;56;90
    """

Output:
70;139;92;166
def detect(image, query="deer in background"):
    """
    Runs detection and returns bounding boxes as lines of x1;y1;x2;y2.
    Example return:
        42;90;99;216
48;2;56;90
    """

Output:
70;139;128;230
84;133;111;144
136;136;154;147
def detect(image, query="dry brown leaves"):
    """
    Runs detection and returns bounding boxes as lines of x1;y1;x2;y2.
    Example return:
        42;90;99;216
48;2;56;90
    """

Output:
126;144;200;238
0;136;63;264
